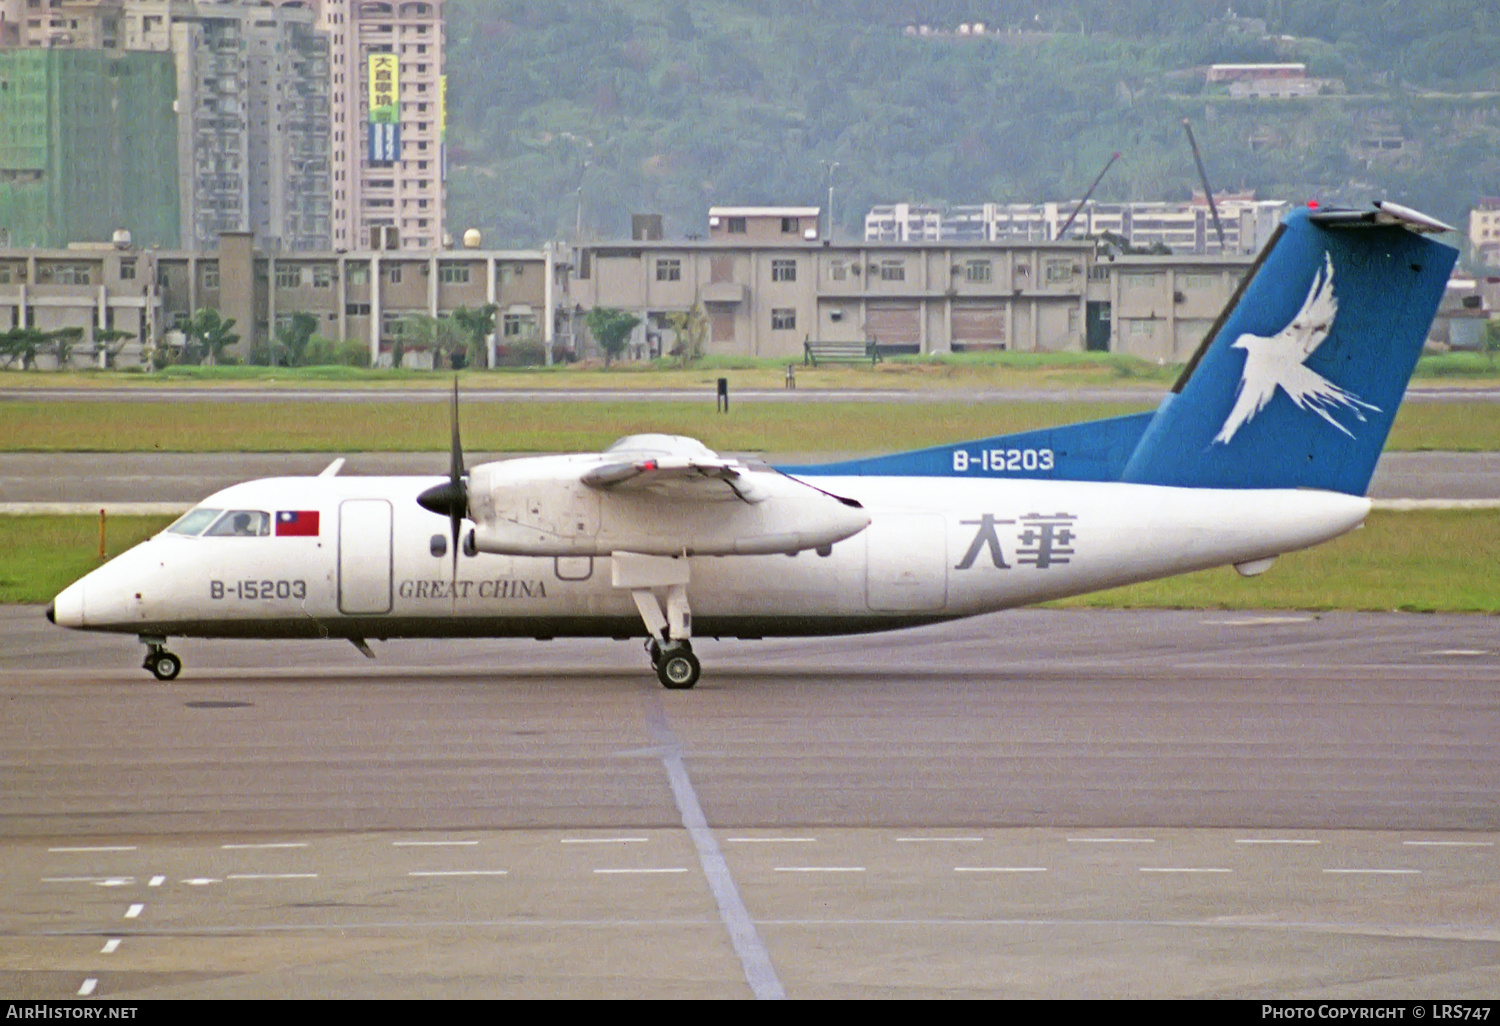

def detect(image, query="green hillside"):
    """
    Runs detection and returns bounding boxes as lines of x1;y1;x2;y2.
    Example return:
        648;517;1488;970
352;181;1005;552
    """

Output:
444;1;1500;248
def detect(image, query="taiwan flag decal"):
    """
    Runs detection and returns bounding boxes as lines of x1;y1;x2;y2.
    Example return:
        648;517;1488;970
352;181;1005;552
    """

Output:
275;510;320;537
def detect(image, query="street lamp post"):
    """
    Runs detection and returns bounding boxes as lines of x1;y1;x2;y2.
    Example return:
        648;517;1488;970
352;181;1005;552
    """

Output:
820;160;841;241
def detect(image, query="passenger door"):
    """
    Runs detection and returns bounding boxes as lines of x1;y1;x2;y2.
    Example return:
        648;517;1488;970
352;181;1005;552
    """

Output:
338;499;393;615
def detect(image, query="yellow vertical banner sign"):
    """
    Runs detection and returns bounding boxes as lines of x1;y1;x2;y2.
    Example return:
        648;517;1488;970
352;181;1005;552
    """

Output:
439;74;447;181
367;53;400;162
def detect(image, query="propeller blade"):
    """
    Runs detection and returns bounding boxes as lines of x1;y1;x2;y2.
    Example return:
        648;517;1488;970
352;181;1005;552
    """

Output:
448;378;464;587
415;378;469;596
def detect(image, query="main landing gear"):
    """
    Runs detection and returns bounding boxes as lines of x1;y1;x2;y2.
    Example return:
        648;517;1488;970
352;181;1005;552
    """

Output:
647;638;701;690
614;553;702;689
140;636;181;681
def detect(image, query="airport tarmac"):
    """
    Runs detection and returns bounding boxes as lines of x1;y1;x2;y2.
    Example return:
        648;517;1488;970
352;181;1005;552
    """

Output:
2;450;1498;504
2;607;1496;999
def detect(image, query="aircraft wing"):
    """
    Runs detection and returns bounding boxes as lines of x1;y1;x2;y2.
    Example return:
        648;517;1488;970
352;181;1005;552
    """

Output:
580;457;771;503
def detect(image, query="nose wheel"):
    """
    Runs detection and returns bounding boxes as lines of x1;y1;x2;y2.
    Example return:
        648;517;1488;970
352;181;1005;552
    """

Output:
140;638;181;681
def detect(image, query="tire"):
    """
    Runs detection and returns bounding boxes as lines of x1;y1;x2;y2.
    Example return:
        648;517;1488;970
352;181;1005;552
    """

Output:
149;652;181;681
656;650;700;690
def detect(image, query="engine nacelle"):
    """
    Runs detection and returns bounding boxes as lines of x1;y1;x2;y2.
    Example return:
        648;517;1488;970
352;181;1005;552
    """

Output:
466;455;870;557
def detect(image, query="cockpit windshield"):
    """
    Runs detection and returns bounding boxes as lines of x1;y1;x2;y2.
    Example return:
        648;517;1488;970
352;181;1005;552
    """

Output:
204;510;271;537
166;508;224;536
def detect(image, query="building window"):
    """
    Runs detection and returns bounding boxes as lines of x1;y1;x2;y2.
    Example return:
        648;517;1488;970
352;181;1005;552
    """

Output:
771;259;796;282
388;265;402;284
1088;265;1109;281
1045;260;1075;284
964;259;991;283
382;311;410;339
119;259;137;281
727;216;746;234
1181;273;1217;290
780;216;799;234
771;308;796;330
879;260;905;282
348;264;369;285
829;262;846;281
274;266;301;288
655;258;681;282
201;265;220;290
312;264;334;288
439;263;471;284
502;312;537;338
54;264;92;286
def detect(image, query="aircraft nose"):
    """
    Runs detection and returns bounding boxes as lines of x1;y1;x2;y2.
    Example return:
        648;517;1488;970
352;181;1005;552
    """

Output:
50;580;85;629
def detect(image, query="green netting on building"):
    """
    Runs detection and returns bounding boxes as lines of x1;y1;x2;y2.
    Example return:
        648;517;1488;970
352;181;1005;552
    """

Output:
0;49;179;248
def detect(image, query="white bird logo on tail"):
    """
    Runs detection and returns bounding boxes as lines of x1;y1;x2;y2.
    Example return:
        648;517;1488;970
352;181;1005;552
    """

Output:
1213;253;1378;445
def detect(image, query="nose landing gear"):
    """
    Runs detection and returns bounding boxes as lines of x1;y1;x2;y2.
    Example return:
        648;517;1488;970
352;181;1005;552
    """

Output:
139;636;181;681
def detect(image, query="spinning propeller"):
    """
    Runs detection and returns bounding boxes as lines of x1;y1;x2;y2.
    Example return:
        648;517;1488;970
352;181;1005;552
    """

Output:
416;379;470;585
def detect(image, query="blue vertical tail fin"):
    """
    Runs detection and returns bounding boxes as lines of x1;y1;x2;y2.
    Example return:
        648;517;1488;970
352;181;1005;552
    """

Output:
1120;203;1457;495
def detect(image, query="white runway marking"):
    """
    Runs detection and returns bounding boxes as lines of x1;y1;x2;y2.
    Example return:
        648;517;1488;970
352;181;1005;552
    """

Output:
41;876;135;885
897;836;984;843
593;868;688;875
725;837;817;844
1403;840;1494;847
77;978;97;997
1236;838;1321;845
408;870;509;877
148;875;165;887
393;840;479;847
1431;649;1489;656
955;866;1047;873
49;846;137;853
1324;868;1421;875
644;694;784;1000
1140;867;1233;874
221;842;308;850
227;873;319;880
562;837;649;844
775;866;866;873
182;878;221;886
124;904;143;919
100;939;120;955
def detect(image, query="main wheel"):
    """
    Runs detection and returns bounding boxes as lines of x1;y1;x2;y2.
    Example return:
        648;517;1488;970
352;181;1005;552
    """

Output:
148;651;181;681
656;649;701;690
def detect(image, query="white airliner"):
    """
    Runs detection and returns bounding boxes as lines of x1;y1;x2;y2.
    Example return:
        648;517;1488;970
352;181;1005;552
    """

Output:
48;202;1456;688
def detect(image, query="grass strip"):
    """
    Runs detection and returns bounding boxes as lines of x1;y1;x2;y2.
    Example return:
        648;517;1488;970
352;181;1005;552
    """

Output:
0;399;1496;453
1048;510;1500;613
10;511;1496;612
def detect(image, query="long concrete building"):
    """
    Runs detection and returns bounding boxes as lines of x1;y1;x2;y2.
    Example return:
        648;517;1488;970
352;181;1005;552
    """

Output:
0;233;556;368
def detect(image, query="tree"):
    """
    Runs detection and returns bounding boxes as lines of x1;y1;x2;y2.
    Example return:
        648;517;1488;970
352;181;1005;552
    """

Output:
584;307;640;366
664;304;707;367
0;327;47;370
399;313;467;368
92;328;134;370
273;312;320;367
185;309;240;366
48;327;84;369
451;304;499;368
